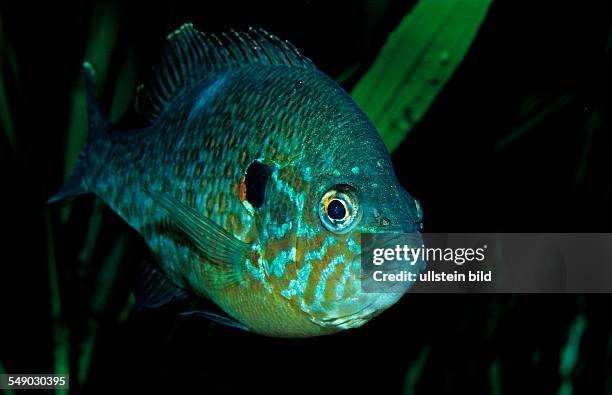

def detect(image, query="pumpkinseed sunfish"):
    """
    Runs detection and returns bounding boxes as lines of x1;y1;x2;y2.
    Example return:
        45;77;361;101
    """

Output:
50;24;424;337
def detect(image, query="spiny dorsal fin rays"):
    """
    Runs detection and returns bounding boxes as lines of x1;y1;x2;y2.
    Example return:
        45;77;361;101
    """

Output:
144;189;248;287
135;23;315;122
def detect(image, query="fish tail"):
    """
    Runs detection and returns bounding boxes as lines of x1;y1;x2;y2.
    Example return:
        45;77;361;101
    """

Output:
48;62;110;203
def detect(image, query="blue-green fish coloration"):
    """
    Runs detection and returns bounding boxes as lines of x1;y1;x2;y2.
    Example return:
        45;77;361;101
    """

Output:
51;24;423;337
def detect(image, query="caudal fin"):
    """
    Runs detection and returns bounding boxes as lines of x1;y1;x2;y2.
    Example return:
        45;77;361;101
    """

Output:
48;62;109;203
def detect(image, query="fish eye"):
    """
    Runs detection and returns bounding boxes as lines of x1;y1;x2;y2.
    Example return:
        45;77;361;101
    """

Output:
319;185;360;234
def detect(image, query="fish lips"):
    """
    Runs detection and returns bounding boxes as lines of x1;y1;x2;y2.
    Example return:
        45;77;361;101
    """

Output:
360;231;425;293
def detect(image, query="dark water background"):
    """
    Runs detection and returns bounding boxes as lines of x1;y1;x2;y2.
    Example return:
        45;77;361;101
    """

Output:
1;2;612;394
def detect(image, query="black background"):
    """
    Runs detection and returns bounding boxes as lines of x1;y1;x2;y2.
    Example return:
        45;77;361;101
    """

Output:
1;1;612;394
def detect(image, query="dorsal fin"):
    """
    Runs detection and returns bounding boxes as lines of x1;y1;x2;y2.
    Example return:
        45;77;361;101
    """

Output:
135;23;315;122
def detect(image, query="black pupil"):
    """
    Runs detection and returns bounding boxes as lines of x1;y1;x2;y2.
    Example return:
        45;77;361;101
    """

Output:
327;199;347;220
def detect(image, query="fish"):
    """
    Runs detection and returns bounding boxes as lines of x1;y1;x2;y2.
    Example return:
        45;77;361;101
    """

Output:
50;23;424;337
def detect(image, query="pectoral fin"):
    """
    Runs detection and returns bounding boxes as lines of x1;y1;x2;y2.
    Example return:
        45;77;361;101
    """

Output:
144;189;248;286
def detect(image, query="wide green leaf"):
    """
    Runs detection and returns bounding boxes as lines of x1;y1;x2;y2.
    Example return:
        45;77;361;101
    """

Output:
352;0;491;152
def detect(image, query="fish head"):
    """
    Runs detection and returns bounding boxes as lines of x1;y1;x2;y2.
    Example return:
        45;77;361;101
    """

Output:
251;128;423;333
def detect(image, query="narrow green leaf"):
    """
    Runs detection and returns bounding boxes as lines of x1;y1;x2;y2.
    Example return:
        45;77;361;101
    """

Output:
0;13;21;157
0;359;16;395
117;293;135;325
496;94;574;150
560;314;587;377
60;4;120;220
558;314;587;395
335;63;360;85
45;209;69;395
575;109;602;186
352;0;491;152
64;4;120;179
108;49;137;122
77;199;105;270
489;359;502;395
77;42;136;386
403;345;429;395
78;235;128;385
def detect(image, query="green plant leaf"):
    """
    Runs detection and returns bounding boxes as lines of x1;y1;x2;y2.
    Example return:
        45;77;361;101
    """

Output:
352;0;491;152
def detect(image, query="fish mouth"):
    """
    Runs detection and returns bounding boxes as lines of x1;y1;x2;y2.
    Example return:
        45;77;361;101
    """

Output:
360;230;424;292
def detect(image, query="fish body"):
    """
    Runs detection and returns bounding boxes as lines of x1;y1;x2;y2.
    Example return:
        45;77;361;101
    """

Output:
52;24;423;337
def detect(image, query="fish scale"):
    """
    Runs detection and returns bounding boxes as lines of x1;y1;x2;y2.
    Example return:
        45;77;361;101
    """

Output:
50;24;424;337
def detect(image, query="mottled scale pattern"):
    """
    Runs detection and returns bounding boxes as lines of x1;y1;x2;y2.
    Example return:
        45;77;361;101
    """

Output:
74;26;422;337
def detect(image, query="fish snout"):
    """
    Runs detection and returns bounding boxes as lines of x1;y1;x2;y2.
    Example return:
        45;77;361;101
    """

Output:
370;203;422;233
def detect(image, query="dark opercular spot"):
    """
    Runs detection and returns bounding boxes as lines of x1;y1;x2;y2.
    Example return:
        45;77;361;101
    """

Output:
245;161;273;208
327;199;346;220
